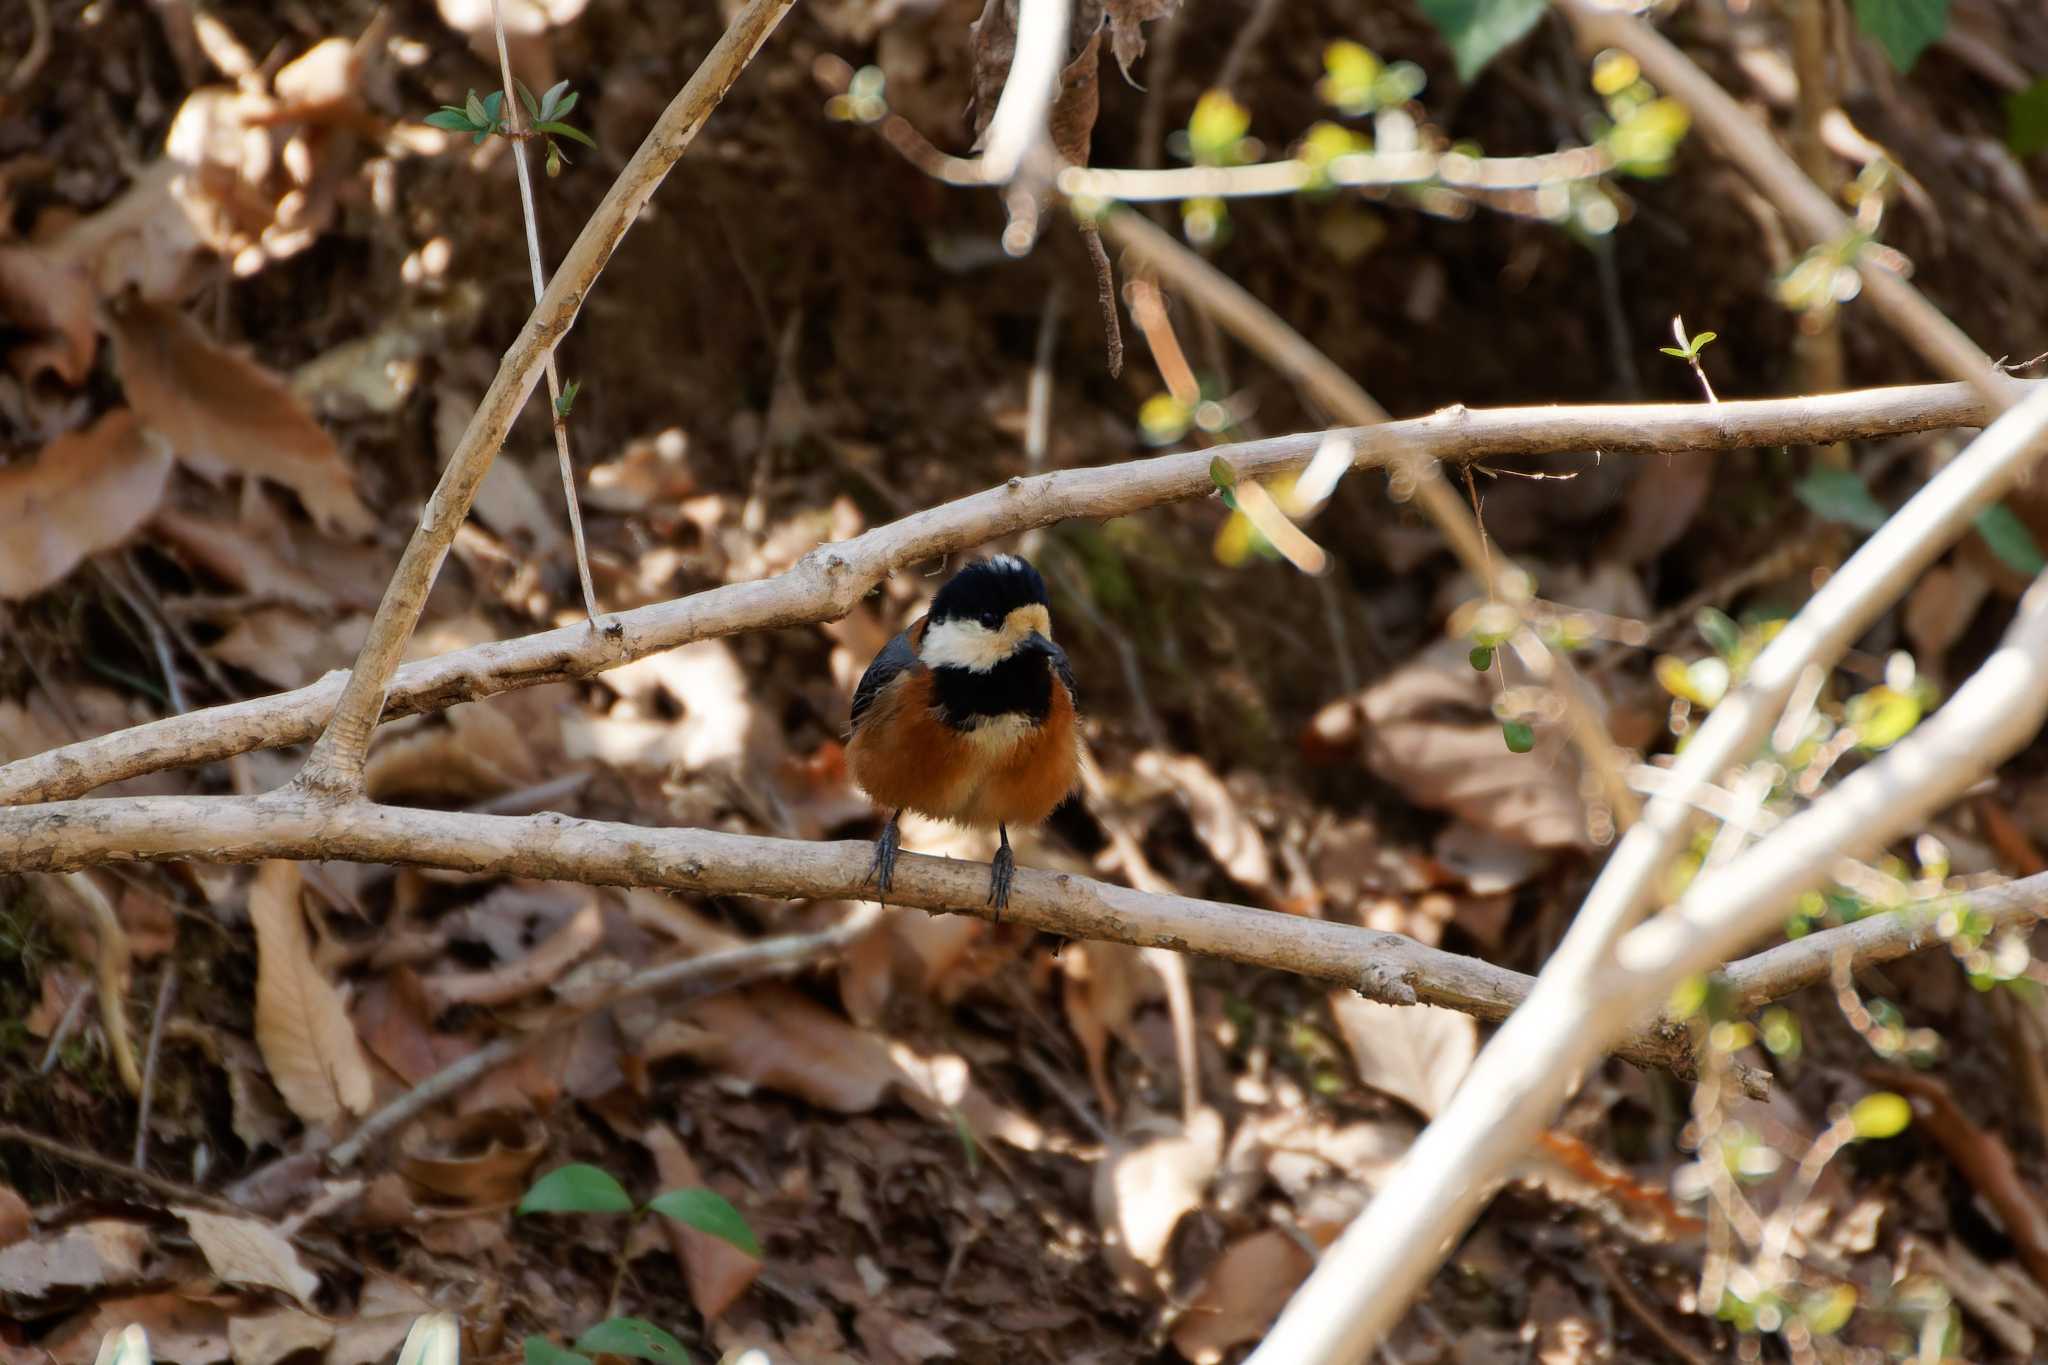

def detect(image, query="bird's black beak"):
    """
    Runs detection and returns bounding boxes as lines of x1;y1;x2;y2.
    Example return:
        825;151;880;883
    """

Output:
1020;631;1064;665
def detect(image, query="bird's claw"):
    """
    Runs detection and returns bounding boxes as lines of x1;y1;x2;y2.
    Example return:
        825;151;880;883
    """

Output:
987;839;1014;921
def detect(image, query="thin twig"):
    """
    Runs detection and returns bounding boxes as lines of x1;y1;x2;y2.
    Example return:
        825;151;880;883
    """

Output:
0;382;2029;807
489;0;601;623
132;960;180;1168
61;872;142;1095
1060;144;1614;201
0;1120;243;1215
6;0;52;92
289;0;797;799
38;980;92;1073
329;904;882;1167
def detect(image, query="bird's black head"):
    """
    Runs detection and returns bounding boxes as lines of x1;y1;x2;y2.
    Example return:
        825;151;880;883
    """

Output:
928;555;1050;629
920;556;1068;725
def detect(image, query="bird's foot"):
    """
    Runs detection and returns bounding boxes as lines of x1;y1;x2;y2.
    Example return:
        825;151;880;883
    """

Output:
987;825;1014;922
865;813;901;903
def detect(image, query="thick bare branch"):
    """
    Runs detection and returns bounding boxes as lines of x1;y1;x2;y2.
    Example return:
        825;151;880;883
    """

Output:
5;787;2045;1095
291;0;797;798
0;382;2025;808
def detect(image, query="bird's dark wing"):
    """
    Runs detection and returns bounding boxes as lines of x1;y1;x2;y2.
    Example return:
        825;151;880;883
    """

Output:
1051;642;1078;710
850;630;920;734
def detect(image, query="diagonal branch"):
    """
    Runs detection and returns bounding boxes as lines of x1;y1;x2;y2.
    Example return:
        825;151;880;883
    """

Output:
290;0;797;799
0;383;2025;807
1248;383;2048;1365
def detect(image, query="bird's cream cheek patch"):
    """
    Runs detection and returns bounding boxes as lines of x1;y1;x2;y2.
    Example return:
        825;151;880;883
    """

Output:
921;617;1006;671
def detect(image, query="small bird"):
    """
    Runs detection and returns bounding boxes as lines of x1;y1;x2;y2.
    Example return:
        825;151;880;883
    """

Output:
846;555;1081;913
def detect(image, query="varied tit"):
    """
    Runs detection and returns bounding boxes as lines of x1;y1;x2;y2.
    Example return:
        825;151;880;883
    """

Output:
846;555;1081;913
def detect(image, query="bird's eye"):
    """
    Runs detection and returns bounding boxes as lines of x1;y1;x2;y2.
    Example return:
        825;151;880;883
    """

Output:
979;613;1002;629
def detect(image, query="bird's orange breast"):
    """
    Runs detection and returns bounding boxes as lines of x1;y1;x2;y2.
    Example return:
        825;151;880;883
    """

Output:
847;668;1079;828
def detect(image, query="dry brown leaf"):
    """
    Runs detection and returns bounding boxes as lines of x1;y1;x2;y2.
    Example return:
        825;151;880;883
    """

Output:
1329;993;1476;1120
418;901;602;1012
1132;751;1272;890
173;1207;320;1308
1105;0;1178;80
1094;1109;1224;1298
0;1220;152;1299
204;607;365;690
226;1306;334;1365
0;410;171;600
642;1125;760;1321
270;39;362;122
659;987;898;1113
42;162;214;304
396;1110;545;1207
0;1186;29;1248
1168;1229;1313;1364
249;860;373;1125
106;299;371;536
1359;641;1592;850
365;701;542;804
150;507;335;610
42;1291;229;1365
0;246;97;384
351;970;478;1088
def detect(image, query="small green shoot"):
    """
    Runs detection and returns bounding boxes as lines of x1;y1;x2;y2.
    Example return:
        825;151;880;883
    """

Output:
1658;316;1718;402
555;378;583;418
1501;720;1534;753
425;80;594;173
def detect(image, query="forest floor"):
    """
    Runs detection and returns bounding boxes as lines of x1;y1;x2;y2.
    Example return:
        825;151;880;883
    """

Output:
6;0;2048;1361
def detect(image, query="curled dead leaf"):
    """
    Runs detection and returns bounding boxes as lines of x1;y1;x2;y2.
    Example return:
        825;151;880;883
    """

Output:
249;860;374;1125
107;298;372;536
1093;1109;1225;1298
397;1110;546;1207
0;246;97;384
0;411;171;600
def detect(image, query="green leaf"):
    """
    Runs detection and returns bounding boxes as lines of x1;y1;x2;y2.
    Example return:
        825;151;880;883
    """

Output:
517;1163;633;1215
1794;467;1888;532
1850;0;1948;73
1658;346;1689;358
2008;80;2048;157
541;79;572;119
1689;330;1717;349
555;378;582;417
1416;0;1548;80
645;1188;761;1259
1974;502;2047;576
481;90;506;123
516;79;540;121
464;90;488;126
573;1320;690;1365
426;108;479;132
537;121;597;149
1849;1091;1912;1139
1468;644;1494;671
1501;720;1534;753
550;89;580;121
525;1341;591;1365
